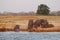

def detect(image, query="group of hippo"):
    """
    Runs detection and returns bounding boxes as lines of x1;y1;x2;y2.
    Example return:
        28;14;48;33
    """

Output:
14;19;54;32
0;19;54;32
28;19;54;31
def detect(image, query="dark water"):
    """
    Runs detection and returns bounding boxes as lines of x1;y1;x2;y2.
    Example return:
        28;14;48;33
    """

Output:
0;31;60;40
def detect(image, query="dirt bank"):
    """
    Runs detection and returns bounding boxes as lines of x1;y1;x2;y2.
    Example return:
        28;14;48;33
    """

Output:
0;16;60;32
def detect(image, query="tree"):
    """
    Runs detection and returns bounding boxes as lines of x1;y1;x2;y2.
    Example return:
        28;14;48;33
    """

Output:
36;4;50;15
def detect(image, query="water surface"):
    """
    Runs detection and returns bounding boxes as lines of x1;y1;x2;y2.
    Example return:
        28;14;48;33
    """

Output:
0;32;60;40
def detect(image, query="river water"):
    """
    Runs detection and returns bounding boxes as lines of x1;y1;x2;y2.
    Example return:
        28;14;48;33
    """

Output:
0;31;60;40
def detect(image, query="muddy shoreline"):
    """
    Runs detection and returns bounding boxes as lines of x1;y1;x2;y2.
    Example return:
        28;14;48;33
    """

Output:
0;26;60;32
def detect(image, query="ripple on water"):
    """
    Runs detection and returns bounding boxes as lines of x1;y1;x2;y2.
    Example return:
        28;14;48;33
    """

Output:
0;32;60;40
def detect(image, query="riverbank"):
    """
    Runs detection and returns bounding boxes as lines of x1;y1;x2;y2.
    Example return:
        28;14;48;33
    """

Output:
0;26;60;32
0;16;60;32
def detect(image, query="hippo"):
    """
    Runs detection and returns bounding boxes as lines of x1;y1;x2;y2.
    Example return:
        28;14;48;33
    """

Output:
48;24;54;28
33;20;41;28
28;19;34;31
14;25;20;32
40;19;49;28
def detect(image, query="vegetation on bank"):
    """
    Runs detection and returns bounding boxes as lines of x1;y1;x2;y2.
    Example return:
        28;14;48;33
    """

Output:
0;16;60;32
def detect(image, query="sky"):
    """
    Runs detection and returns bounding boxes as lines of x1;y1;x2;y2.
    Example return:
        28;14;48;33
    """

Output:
0;0;60;13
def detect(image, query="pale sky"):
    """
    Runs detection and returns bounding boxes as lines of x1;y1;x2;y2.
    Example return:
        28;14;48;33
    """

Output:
0;0;60;13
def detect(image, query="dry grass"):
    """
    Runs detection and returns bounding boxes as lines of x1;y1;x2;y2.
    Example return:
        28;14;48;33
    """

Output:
0;15;60;32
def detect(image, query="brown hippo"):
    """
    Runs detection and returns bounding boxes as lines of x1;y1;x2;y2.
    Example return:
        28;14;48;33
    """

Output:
28;19;34;31
14;25;20;32
48;24;54;28
33;20;41;28
40;19;49;28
